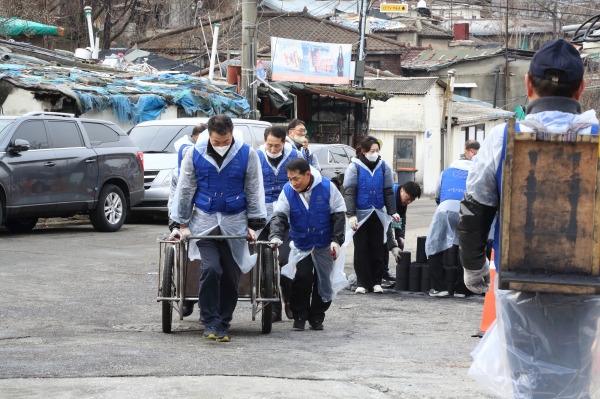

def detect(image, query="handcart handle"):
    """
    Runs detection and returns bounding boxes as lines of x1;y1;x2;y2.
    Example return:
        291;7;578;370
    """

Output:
188;235;249;240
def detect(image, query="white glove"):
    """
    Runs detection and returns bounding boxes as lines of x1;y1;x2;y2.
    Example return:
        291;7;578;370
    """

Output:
391;213;400;223
330;242;341;260
180;227;192;242
348;216;358;231
464;259;491;294
270;237;283;249
247;228;257;242
169;227;192;242
391;247;402;262
169;228;181;240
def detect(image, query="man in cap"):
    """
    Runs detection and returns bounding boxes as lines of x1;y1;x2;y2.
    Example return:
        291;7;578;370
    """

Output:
458;39;600;397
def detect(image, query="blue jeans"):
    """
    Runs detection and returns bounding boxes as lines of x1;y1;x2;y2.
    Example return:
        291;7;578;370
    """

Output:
196;239;241;331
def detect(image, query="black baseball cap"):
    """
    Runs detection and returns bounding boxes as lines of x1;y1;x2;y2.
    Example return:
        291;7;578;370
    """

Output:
529;39;583;83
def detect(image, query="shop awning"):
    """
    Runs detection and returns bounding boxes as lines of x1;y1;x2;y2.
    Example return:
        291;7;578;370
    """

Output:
310;87;365;103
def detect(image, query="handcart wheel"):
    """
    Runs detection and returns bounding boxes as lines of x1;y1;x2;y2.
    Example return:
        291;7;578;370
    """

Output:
162;245;175;333
261;247;275;334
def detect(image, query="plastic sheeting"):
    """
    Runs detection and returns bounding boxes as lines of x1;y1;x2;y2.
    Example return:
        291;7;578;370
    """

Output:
170;130;267;273
0;17;59;36
275;166;348;301
469;278;600;399
0;64;251;123
425;199;461;256
281;244;348;303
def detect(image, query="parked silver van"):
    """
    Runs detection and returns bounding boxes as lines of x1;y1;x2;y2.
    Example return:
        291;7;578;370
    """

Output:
128;118;271;215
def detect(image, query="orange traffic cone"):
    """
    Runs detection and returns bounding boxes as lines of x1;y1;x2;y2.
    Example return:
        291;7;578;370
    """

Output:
472;251;497;338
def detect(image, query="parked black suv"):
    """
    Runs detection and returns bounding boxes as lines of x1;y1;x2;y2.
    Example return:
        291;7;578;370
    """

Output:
0;112;144;233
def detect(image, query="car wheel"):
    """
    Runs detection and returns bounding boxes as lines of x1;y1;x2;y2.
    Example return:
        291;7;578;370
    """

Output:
90;184;127;232
4;217;39;233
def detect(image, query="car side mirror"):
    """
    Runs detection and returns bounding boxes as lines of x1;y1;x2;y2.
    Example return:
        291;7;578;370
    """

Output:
9;139;30;153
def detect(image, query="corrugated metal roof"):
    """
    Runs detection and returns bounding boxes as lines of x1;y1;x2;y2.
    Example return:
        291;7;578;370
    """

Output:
452;101;514;123
364;77;439;94
402;48;503;71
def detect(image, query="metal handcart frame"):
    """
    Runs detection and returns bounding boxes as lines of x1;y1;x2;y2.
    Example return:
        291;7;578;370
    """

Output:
157;235;281;334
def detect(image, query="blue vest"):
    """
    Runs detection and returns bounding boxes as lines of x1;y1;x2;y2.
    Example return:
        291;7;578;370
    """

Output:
439;167;468;203
257;147;298;203
492;122;599;270
177;143;192;174
356;161;386;210
192;144;250;215
284;178;332;250
301;148;315;167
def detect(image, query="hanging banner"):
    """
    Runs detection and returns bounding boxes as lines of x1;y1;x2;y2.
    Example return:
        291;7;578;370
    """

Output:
271;37;352;84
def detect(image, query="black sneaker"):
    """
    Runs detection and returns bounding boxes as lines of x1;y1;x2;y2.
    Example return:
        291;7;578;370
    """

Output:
383;271;396;282
215;330;230;342
203;327;218;340
181;301;194;317
293;320;306;331
309;321;324;330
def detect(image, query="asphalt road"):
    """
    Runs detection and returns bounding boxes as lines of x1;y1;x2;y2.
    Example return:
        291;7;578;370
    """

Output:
0;198;494;399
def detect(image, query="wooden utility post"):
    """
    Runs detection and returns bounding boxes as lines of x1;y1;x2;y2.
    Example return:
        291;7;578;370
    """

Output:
242;0;258;118
505;0;510;108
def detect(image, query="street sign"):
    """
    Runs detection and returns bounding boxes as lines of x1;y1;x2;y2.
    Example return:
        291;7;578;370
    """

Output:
381;3;408;13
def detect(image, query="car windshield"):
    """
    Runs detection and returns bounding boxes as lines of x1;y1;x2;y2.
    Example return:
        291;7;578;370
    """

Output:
0;120;15;142
128;125;194;153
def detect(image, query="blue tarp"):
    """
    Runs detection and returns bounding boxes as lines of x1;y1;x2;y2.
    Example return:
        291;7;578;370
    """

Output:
0;64;250;123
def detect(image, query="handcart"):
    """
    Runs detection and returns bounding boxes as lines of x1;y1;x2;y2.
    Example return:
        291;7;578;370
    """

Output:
156;235;281;334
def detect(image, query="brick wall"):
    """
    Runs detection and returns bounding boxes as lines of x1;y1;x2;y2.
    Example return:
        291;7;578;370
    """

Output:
365;54;404;75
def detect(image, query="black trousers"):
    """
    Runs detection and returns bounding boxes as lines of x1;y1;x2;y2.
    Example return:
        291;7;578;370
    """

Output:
258;226;291;315
196;239;241;331
428;251;446;292
501;291;600;398
353;212;385;289
290;255;331;324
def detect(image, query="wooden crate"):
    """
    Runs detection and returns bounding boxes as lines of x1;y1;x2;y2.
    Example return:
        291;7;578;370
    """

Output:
498;118;600;294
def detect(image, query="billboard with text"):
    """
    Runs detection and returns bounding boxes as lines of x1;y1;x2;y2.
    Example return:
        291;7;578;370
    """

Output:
271;37;352;84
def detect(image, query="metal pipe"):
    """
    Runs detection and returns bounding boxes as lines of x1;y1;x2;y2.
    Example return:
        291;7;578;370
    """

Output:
446;71;455;169
208;23;220;82
83;6;95;50
493;69;500;109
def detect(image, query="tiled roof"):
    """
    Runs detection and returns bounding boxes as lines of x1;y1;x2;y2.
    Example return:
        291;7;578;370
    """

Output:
364;77;440;94
400;47;426;63
138;12;406;54
390;17;454;38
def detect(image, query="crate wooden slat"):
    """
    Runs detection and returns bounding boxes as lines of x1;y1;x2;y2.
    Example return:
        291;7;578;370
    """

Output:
498;118;600;294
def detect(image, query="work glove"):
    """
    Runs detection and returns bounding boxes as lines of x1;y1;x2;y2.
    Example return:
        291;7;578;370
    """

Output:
170;227;192;242
270;237;283;249
391;213;400;223
398;237;405;251
391;247;402;263
348;216;358;231
464;259;491;294
247;228;257;242
330;242;341;260
169;228;180;241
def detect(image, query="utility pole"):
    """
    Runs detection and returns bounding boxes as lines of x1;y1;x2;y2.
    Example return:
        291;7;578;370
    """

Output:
505;0;510;108
356;0;368;87
552;0;558;39
242;0;258;118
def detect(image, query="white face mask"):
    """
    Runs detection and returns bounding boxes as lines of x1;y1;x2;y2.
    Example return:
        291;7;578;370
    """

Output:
213;144;231;157
266;151;282;159
292;135;305;145
365;152;380;163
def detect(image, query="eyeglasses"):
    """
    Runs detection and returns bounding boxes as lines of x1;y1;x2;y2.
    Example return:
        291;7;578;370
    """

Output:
293;128;307;134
